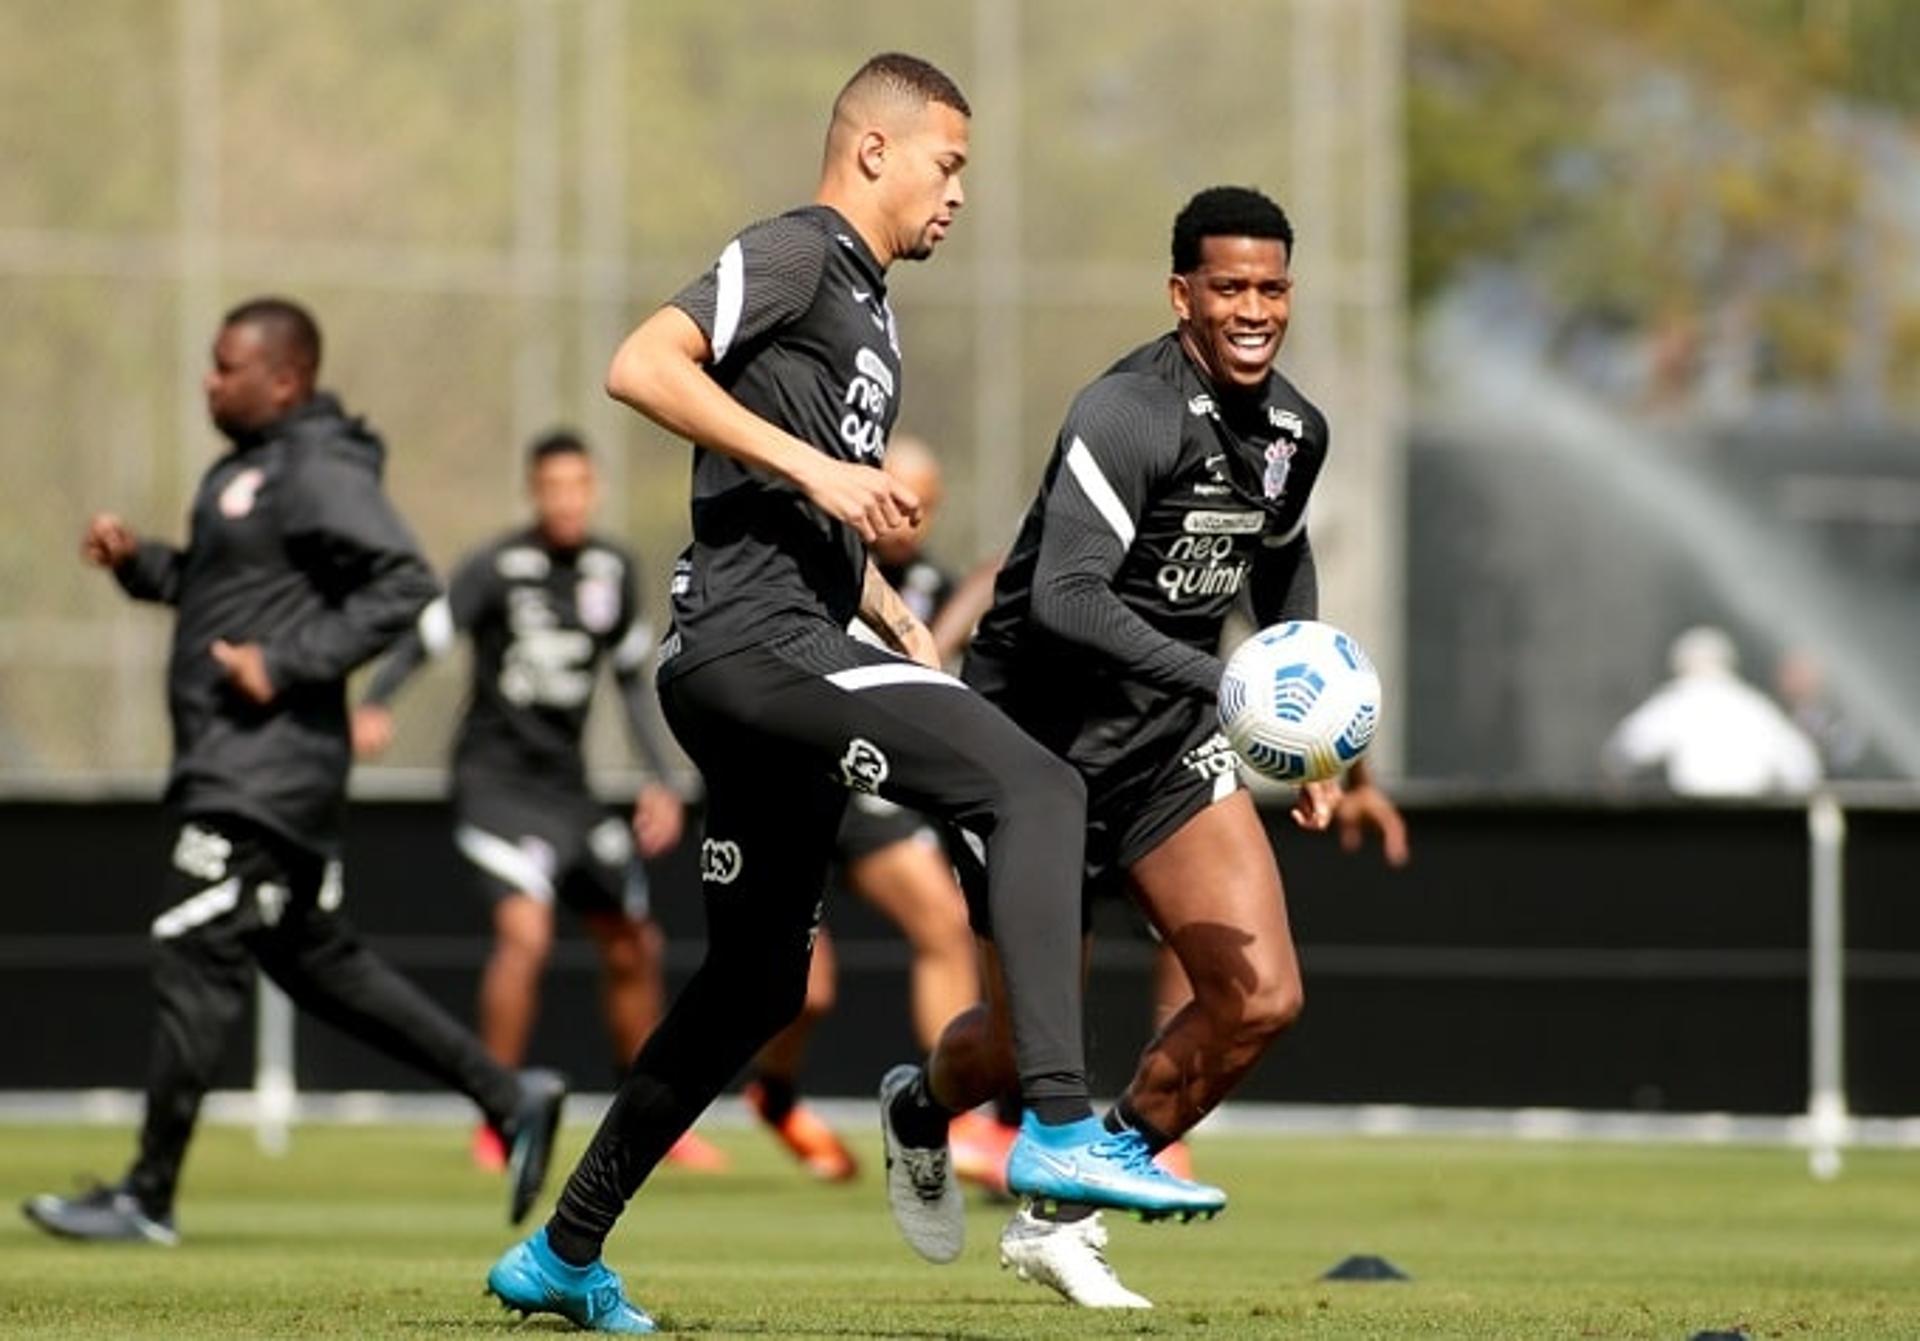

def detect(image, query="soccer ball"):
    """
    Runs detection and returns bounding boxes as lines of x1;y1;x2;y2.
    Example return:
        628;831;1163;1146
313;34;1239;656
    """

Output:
1218;620;1381;783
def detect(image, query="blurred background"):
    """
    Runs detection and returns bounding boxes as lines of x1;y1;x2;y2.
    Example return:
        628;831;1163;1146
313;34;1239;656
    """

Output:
4;0;1918;1120
5;0;1918;789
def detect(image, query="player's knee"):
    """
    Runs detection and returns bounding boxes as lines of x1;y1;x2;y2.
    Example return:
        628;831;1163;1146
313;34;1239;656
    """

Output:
596;924;652;980
996;747;1085;825
1237;978;1304;1044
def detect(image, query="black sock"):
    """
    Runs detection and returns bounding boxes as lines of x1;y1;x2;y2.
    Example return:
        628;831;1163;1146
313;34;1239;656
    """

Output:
544;1214;600;1267
1105;1097;1177;1155
992;1090;1023;1128
1032;1199;1096;1224
888;1069;955;1148
1028;1094;1093;1125
753;1072;797;1125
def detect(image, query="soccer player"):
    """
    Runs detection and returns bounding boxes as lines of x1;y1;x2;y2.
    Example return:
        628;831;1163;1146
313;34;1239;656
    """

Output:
882;186;1407;1308
742;437;993;1182
484;55;1221;1334
23;298;565;1246
352;431;722;1173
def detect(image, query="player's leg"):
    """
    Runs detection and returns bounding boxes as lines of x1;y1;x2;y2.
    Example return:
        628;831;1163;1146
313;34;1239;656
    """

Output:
480;894;555;1065
535;672;843;1276
24;820;257;1243
746;926;858;1180
248;844;563;1223
1121;788;1303;1141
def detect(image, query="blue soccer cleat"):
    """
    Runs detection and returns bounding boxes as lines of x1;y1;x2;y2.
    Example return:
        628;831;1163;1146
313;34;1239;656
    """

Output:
486;1228;655;1334
1005;1114;1227;1222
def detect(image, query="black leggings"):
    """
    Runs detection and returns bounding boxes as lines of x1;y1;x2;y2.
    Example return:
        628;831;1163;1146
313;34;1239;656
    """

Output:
549;627;1089;1258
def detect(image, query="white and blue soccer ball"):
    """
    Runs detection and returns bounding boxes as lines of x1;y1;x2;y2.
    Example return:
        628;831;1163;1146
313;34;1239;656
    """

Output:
1218;620;1381;784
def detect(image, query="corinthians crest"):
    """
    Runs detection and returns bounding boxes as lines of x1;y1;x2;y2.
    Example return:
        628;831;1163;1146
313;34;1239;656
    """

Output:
1263;439;1297;501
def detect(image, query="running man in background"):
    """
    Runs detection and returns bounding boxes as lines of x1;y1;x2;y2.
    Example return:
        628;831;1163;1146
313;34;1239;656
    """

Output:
25;298;564;1247
743;436;997;1183
485;54;1221;1335
353;430;722;1173
882;187;1404;1308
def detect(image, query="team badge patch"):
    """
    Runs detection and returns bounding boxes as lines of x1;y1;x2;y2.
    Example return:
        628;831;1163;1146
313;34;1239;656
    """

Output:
1263;439;1297;501
839;737;890;794
576;576;620;634
219;467;266;519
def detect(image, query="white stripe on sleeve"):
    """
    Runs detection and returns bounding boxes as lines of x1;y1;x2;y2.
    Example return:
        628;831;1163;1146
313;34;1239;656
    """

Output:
418;597;456;656
1064;436;1137;549
711;239;745;362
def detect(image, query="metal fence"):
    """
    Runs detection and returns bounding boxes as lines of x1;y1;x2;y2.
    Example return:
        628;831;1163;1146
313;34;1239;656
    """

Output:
0;0;1406;780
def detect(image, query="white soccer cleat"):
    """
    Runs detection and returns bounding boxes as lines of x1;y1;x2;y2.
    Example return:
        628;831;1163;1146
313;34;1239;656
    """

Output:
878;1063;965;1264
998;1205;1152;1309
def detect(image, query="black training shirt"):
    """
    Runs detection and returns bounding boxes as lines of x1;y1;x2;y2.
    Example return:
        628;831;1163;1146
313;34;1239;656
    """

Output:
660;204;904;676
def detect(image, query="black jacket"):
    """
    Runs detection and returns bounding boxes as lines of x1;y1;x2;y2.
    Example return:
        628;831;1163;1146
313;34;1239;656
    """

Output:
116;393;437;853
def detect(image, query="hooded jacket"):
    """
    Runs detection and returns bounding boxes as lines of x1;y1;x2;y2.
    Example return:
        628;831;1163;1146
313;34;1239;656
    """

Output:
115;393;437;853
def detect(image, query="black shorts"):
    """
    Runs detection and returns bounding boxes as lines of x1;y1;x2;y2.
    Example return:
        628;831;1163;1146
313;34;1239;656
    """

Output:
1081;707;1244;903
836;794;941;864
452;780;648;921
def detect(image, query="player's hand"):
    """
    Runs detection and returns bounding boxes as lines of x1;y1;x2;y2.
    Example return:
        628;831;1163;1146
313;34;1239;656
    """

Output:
1290;778;1342;832
210;639;276;705
1335;781;1411;867
81;513;139;569
351;704;395;759
796;456;921;544
632;783;685;859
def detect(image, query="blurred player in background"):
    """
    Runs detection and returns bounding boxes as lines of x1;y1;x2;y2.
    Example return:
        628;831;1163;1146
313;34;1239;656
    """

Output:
24;298;564;1247
352;430;719;1173
742;436;998;1182
881;188;1405;1307
486;54;1221;1335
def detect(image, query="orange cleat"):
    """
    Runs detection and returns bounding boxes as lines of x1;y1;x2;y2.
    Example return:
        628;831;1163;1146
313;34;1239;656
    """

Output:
471;1121;508;1172
663;1129;731;1173
950;1110;1017;1195
1154;1139;1194;1181
744;1080;858;1182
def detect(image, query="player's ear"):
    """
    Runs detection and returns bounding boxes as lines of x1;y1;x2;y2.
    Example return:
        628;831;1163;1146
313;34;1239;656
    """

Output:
1168;273;1194;323
857;128;888;181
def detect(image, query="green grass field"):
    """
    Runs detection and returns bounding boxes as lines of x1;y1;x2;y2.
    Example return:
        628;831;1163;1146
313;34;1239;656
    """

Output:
3;1122;1919;1338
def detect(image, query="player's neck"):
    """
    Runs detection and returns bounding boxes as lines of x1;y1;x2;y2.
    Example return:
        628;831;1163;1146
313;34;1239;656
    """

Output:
813;186;894;269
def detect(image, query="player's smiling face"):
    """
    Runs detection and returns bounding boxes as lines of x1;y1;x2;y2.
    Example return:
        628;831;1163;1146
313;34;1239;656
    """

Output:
1170;236;1293;392
884;101;968;262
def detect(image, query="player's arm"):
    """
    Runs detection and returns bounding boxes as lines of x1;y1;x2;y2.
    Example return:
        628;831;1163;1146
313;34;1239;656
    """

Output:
606;221;916;543
84;514;183;605
1248;531;1318;626
607;562;685;857
928;554;1000;665
1027;383;1223;699
857;560;940;669
248;452;439;702
353;552;489;757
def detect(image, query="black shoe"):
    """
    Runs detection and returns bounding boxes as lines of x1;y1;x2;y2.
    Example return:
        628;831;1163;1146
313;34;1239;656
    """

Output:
505;1068;568;1225
23;1181;178;1245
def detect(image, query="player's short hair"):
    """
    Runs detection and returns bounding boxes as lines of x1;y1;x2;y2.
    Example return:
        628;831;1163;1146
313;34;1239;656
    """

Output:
1171;187;1294;273
223;296;322;379
527;428;591;469
835;52;971;120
